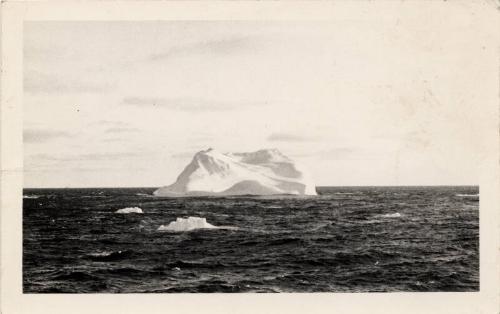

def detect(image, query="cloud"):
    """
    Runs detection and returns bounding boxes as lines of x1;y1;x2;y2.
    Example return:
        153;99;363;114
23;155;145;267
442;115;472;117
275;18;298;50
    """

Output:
189;134;213;141
78;152;141;161
316;148;359;159
371;130;432;150
89;121;136;138
92;120;130;127
122;96;267;112
171;151;196;159
104;127;139;134
23;129;72;143
26;152;142;163
102;138;126;143
148;37;252;61
292;147;384;161
267;133;315;142
24;70;113;94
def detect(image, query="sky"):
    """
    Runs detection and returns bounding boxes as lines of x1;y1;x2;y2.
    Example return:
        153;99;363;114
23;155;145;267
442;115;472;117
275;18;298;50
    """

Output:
23;20;492;187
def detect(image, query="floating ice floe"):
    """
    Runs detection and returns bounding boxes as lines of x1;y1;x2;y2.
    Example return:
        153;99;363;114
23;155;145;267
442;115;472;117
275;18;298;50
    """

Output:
157;217;237;232
115;207;143;214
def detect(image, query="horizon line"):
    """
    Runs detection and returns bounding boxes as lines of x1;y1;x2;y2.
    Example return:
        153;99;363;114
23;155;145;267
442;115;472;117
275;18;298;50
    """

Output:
23;184;480;189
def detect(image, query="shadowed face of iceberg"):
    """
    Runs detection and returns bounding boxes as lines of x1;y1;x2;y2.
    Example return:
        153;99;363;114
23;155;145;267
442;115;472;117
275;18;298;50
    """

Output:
233;148;291;164
221;180;289;195
154;148;317;197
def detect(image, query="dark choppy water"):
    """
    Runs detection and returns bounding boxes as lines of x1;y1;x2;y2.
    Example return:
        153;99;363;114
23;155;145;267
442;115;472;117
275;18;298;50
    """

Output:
23;186;479;293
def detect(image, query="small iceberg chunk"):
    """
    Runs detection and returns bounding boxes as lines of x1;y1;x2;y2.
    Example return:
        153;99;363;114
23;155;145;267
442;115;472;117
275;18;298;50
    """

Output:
158;217;216;232
158;217;237;232
115;207;143;214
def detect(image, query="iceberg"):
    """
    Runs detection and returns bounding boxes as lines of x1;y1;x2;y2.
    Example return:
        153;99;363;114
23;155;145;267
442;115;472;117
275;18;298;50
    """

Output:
158;217;217;232
154;148;317;196
115;207;143;214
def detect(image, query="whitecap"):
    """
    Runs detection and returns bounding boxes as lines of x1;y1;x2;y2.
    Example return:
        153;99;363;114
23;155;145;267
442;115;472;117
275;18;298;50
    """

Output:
379;213;402;218
115;207;143;214
456;194;479;198
359;219;384;224
88;251;114;257
157;217;237;232
23;195;40;199
310;222;331;231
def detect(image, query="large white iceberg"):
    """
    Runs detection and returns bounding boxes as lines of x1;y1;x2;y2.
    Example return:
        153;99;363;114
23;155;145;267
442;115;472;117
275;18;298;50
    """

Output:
154;148;317;196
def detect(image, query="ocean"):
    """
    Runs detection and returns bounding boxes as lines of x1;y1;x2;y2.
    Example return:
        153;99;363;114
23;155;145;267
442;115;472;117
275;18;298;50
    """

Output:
23;186;479;293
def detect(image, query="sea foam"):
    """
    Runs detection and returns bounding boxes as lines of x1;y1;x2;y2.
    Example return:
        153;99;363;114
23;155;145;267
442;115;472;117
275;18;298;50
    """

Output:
157;217;237;232
456;194;479;198
23;195;40;199
115;207;143;214
379;213;402;218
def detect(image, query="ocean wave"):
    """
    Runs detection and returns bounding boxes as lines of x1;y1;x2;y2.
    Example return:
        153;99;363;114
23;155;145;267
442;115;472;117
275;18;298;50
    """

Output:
88;251;114;257
115;207;143;214
87;250;132;261
157;217;238;232
161;260;228;270
456;194;479;198
359;219;384;225
265;237;303;246
378;213;402;218
24;186;480;293
51;271;100;281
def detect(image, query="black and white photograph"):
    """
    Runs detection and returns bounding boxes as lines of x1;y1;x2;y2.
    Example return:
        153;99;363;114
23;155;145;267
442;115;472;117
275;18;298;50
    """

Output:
20;18;487;294
1;3;498;312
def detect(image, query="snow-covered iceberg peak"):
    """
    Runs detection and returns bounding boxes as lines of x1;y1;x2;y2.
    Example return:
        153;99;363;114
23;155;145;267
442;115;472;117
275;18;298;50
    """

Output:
154;148;317;196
